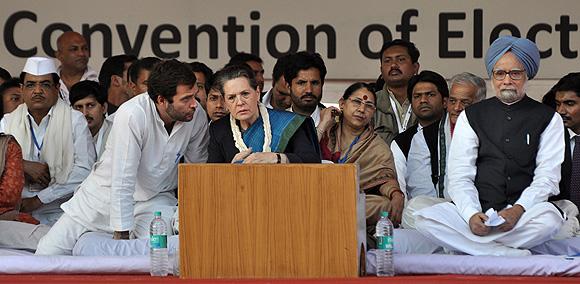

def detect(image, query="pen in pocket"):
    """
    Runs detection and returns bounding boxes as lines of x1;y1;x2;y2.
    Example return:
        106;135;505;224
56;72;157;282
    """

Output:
526;134;530;145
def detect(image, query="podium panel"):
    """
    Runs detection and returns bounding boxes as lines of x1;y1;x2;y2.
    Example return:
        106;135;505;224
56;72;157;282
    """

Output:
178;164;365;279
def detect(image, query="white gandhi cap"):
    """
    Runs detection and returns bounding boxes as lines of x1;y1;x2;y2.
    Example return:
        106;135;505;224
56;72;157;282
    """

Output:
22;57;58;76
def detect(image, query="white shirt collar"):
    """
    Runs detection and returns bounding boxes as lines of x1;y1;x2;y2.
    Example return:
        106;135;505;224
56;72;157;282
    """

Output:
569;128;579;139
26;104;55;124
290;105;322;127
261;88;274;109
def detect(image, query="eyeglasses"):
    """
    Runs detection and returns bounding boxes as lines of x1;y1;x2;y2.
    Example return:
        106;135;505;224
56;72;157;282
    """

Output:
492;69;525;81
347;98;376;111
22;81;55;91
225;91;253;104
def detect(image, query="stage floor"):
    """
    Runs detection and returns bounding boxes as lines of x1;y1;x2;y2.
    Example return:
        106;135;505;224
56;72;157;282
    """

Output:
0;275;578;284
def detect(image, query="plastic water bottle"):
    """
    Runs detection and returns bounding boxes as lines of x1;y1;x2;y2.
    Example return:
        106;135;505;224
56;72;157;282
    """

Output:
150;211;169;276
375;211;394;276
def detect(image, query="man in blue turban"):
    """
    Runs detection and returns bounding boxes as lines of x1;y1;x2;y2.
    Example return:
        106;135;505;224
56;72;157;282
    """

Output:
415;36;566;256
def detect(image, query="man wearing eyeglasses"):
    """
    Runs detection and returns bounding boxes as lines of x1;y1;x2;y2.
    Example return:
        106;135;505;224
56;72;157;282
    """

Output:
0;57;95;225
414;36;565;256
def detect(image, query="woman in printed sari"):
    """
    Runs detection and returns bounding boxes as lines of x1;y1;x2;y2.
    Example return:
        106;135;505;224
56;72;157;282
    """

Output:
0;134;33;223
207;64;321;164
318;82;403;243
0;92;34;224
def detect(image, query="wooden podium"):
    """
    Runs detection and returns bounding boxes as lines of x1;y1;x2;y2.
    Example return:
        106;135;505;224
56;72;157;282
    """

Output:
178;164;366;279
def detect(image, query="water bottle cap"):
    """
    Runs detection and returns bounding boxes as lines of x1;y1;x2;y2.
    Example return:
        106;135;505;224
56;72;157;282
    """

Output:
154;211;161;217
381;211;388;217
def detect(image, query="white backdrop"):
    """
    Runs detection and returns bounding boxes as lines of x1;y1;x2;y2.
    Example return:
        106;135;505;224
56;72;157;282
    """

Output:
1;0;578;101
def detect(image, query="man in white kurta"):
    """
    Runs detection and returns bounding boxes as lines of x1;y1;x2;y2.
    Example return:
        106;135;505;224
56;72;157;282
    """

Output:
0;57;95;225
415;36;565;256
36;60;209;255
400;72;487;229
68;80;112;159
389;70;450;201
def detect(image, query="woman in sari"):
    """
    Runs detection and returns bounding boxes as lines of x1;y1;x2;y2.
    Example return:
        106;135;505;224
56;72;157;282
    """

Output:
207;64;320;164
318;82;404;234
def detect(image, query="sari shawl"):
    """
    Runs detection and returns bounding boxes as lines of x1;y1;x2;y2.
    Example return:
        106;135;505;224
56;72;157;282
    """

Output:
242;108;306;152
320;122;399;196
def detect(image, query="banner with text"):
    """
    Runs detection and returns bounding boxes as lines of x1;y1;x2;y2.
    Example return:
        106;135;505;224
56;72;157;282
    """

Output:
1;0;578;79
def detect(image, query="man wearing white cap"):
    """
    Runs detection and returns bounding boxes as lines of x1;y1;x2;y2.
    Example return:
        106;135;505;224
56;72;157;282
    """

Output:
414;36;565;256
0;57;96;225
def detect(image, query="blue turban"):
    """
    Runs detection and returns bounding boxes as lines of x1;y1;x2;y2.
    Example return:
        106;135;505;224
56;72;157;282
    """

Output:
484;36;541;79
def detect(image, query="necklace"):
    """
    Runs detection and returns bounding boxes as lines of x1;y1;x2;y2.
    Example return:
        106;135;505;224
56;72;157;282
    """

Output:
231;102;272;152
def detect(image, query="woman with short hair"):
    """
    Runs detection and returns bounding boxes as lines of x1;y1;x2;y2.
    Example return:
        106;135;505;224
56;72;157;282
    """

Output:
207;64;320;164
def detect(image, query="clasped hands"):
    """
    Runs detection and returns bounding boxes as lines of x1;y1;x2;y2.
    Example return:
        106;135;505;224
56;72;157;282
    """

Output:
231;148;284;164
20;161;50;213
469;204;525;236
23;160;51;188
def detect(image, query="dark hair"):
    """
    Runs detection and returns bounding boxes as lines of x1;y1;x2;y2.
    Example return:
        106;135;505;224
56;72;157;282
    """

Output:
407;70;449;101
551;72;580;97
272;54;292;82
0;78;21;96
19;72;60;86
373;74;385;93
541;90;556;109
0;67;11;82
284;51;327;85
228;52;263;65
128;57;161;84
342;82;376;102
0;77;21;117
69;80;106;106
98;54;137;94
379;39;420;63
189;61;214;91
147;59;196;103
543;72;580;109
212;64;257;95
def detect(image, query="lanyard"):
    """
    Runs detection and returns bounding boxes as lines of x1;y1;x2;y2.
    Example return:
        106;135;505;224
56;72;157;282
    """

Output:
437;112;447;198
27;116;43;157
338;135;360;164
389;95;412;132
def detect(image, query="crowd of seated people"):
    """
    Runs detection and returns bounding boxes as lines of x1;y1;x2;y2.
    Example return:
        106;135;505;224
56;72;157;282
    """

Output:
0;31;578;259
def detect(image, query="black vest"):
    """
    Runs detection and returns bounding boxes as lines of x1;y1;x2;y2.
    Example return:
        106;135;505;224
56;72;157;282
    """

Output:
394;120;443;189
465;96;555;212
393;124;419;159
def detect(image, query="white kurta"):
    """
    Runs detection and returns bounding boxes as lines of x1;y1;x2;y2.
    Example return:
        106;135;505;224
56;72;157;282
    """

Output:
390;141;408;196
0;107;96;225
400;116;453;228
406;115;453;199
61;93;209;233
93;116;113;160
448;111;564;221
391;123;439;200
415;110;566;255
